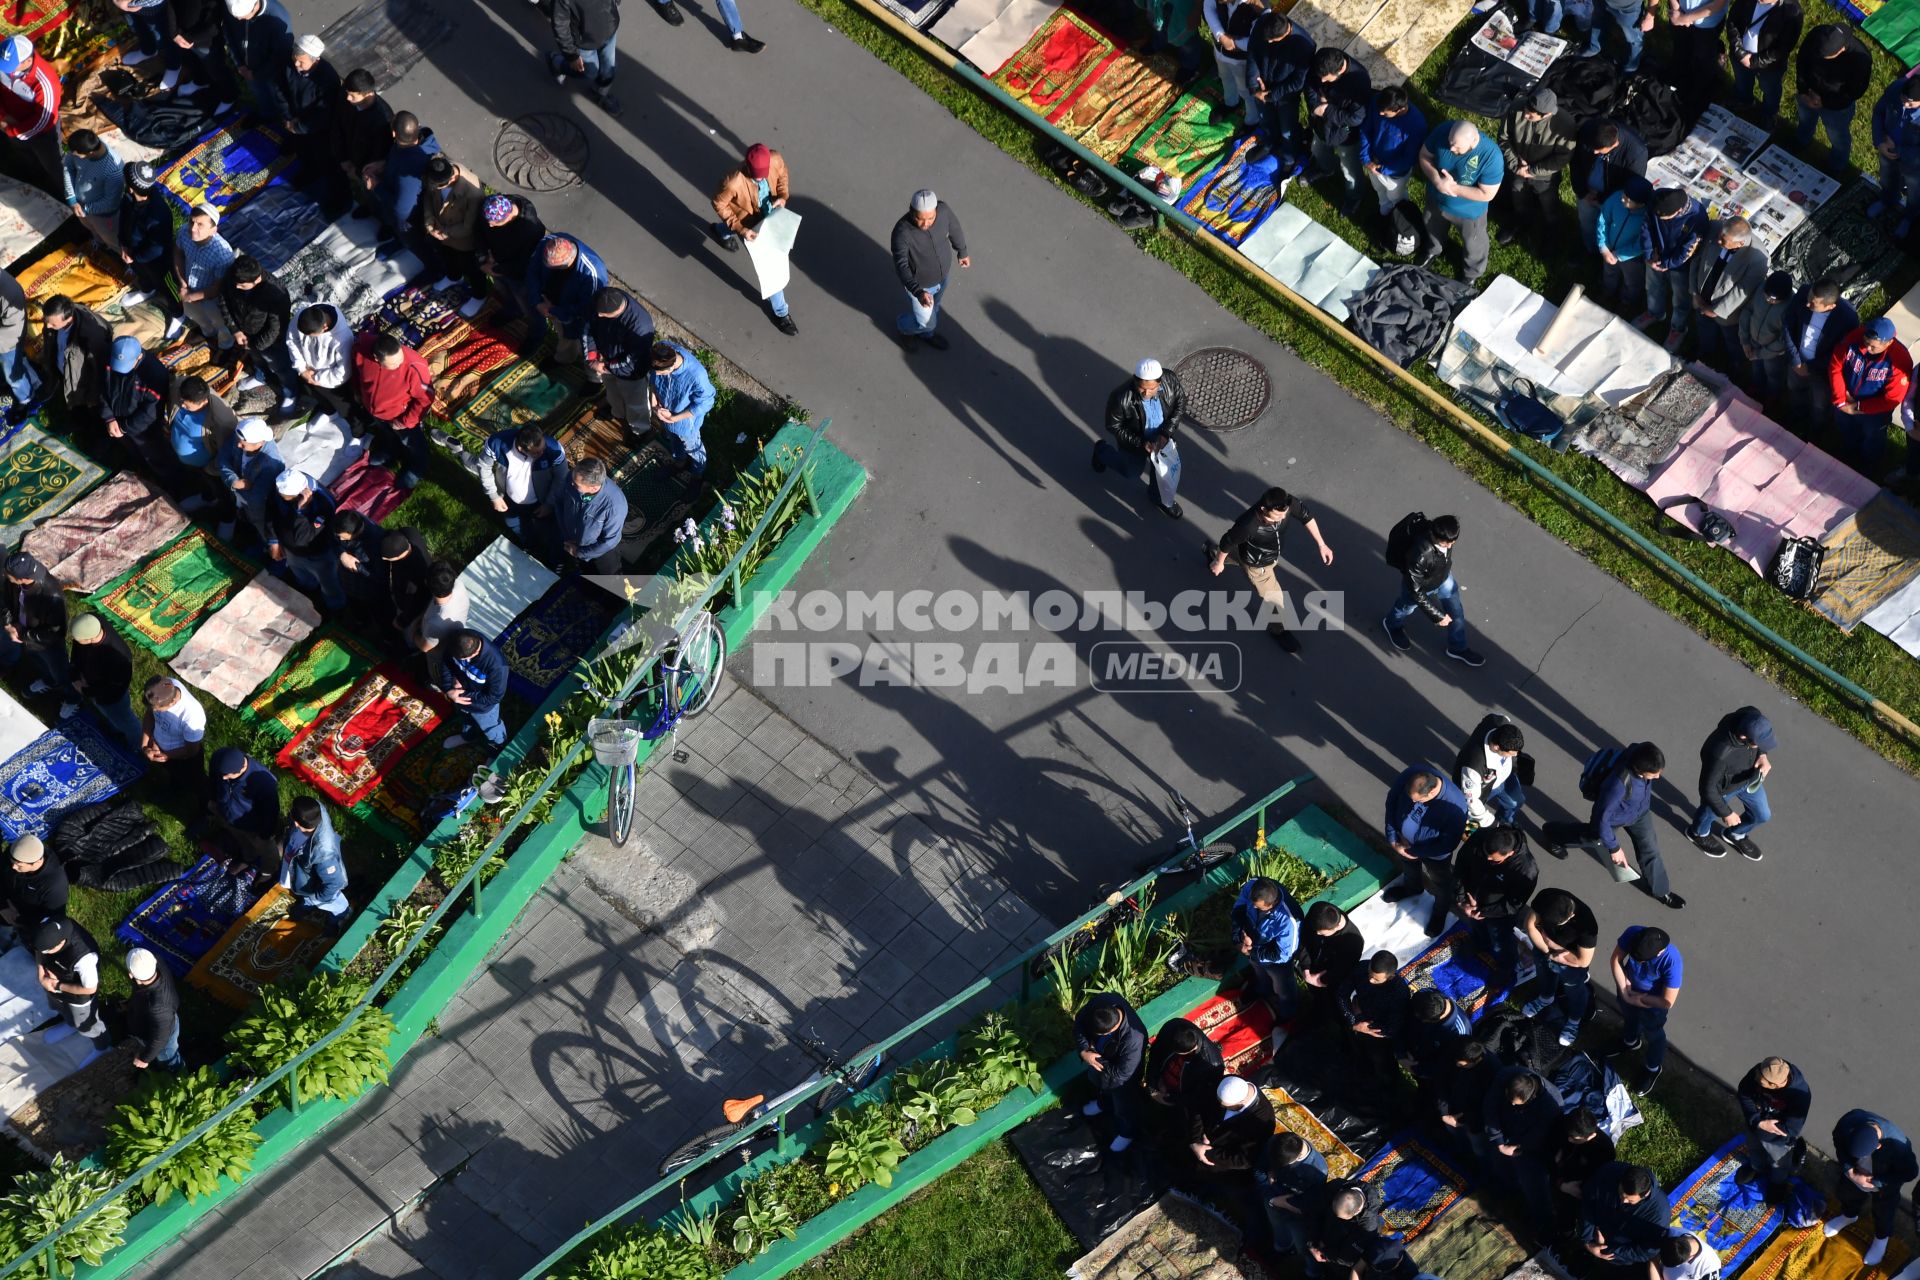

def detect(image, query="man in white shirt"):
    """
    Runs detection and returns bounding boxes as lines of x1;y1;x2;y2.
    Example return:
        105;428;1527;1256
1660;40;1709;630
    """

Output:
142;676;206;786
286;302;354;416
1660;1232;1722;1280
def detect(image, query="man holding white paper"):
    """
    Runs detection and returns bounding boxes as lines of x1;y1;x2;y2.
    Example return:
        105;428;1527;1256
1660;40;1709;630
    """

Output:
711;142;799;336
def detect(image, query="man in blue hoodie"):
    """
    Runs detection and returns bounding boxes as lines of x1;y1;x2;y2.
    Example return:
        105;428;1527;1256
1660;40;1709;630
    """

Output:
1358;86;1424;218
554;456;630;575
279;795;348;928
1783;278;1857;438
1230;875;1302;1023
437;628;509;749
1594;176;1651;314
1635;188;1705;340
217;417;284;546
1542;742;1685;910
1871;74;1920;238
1381;765;1468;935
649;340;718;476
526;231;608;365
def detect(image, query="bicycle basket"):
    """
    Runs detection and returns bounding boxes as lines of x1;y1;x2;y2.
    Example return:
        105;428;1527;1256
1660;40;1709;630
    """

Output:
587;718;644;766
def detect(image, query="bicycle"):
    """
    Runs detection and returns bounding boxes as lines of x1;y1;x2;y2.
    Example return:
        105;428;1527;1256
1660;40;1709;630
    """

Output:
590;609;728;848
656;1027;888;1176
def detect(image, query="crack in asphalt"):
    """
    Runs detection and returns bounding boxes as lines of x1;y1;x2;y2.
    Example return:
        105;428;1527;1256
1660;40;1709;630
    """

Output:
1515;586;1615;694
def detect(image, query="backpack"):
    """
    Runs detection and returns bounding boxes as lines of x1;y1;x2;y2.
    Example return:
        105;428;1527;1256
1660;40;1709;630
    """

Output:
1577;745;1628;801
1385;511;1429;572
1494;380;1571;451
1769;535;1825;601
1387;199;1423;258
1539;56;1620;128
1615;74;1688;157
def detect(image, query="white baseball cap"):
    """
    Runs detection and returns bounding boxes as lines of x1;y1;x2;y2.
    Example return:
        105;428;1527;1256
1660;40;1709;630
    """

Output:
127;948;158;981
1135;358;1163;380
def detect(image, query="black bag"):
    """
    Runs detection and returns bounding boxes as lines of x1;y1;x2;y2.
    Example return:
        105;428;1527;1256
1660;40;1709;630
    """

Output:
1769;535;1825;600
1494;380;1571;451
1538;56;1621;127
1615;74;1688;157
1577;745;1628;801
1385;510;1428;572
1387;199;1423;258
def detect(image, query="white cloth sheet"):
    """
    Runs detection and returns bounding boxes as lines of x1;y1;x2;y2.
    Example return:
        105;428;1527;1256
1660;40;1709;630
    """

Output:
457;534;559;643
1237;204;1381;322
275;413;364;489
0;687;45;769
941;0;1060;70
0;175;67;270
745;207;802;301
0;943;50;1047
1862;572;1920;658
1443;275;1672;406
0;1025;102;1118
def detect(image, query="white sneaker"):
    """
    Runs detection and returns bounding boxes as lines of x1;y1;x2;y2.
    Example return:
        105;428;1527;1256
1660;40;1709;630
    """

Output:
213;101;235;116
430;276;457;292
121;48;153;66
1081;1100;1103;1117
119;289;149;308
441;735;469;752
1108;1135;1132;1152
25;680;51;695
1824;1215;1857;1238
458;296;484;318
1864;1238;1889;1267
163;317;185;342
56;703;79;720
237;375;265;392
172;78;204;95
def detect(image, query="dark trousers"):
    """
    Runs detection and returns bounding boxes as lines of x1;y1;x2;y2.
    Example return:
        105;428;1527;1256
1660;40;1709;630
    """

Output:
1744;1127;1801;1189
1535;958;1592;1030
1490;1151;1555;1229
10;130;65;198
1671;26;1723;115
1095;1076;1145;1139
1471;912;1520;978
1836;1178;1903;1238
1542;810;1669;899
1599;256;1647;313
1785;362;1831;440
1618;1000;1670;1069
1499;176;1560;237
371;418;433;479
1248;959;1299;1022
125;256;182;317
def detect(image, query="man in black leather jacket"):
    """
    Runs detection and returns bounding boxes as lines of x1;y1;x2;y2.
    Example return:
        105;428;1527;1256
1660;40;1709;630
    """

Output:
1092;356;1187;518
1382;514;1485;666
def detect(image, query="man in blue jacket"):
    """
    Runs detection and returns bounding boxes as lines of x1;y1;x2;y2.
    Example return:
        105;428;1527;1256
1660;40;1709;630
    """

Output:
525;232;608;365
217;417;284;547
649;340;718;476
1247;11;1314;144
1825;1110;1917;1261
585;287;655;436
1358;86;1424;219
215;0;294;120
1737;1056;1810;1199
1594;177;1651;314
1579;1163;1670;1267
204;746;281;874
1305;48;1371;214
437;628;509;749
1784;278;1857;438
369;112;440;251
279;795;348;928
1073;993;1148;1152
1637;188;1706;341
1381;765;1468;935
1542;742;1685;910
1231;876;1302;1025
1869;73;1920;238
479;424;571;552
554;456;630;575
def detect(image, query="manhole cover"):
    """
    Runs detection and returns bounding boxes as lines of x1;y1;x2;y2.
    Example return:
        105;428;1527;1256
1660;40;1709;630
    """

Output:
495;113;589;192
1173;347;1271;431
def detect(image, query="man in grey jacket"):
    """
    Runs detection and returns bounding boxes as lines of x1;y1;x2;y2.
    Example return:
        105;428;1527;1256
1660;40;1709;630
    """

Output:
890;189;969;351
1689;218;1769;368
0;268;40;419
1739;271;1793;405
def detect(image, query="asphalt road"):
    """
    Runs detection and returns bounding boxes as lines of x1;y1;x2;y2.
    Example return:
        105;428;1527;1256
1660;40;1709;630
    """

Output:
325;0;1916;1142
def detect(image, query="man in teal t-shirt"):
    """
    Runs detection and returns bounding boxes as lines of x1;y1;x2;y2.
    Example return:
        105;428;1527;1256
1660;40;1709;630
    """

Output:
1419;121;1504;285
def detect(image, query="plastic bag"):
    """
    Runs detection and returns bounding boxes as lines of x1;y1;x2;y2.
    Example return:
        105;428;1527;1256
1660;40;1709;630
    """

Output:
1150;439;1182;509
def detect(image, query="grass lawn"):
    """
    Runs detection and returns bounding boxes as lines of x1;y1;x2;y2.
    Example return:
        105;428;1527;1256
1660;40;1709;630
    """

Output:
794;0;1920;777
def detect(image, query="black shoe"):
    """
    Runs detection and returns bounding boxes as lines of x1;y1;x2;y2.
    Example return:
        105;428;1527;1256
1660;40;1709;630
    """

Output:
731;32;766;52
1689;831;1727;857
1159;502;1183;520
1729;834;1763;862
1659;891;1687;910
895;330;920;351
1636;1066;1662;1095
1381;880;1418;904
589;88;622;116
1612;1035;1644;1055
773;311;798;336
715;226;741;252
1381;619;1412;651
1496;225;1519;246
1544;842;1568;860
1445;646;1486;667
1090;444;1106;473
921;332;950;351
654;0;685;23
1424;907;1449;937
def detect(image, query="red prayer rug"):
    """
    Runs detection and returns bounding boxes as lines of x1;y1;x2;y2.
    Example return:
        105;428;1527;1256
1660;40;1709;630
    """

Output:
276;665;442;806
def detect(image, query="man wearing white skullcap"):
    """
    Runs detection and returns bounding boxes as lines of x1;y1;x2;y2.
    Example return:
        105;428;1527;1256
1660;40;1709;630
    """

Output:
1187;1073;1276;1180
282;34;339;165
1093;356;1188;518
267;468;348;609
890;189;970;349
2;834;67;949
212;0;295;119
126;948;184;1070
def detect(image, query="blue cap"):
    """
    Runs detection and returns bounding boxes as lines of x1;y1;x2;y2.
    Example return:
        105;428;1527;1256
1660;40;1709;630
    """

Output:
1867;317;1898;342
109;337;143;373
1734;707;1779;753
0;36;30;78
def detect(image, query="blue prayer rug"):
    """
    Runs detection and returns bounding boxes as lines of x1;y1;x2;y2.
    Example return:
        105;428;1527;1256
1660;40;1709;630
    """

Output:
1671;1136;1796;1276
0;716;146;839
219;177;330;273
496;576;622;702
1400;923;1510;1020
115;855;262;977
1357;1134;1470;1240
160;121;297;219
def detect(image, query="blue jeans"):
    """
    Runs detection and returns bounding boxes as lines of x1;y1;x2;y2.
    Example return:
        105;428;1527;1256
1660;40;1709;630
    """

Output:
1601;0;1643;69
1619;1000;1670;1069
145;1018;184;1070
664;413;709;475
1543;809;1671;898
898;280;945;336
1646;263;1692;331
465;699;506;748
1879;153;1920;212
83;690;145;751
1796;102;1856;170
1488;775;1526;826
711;0;745;35
0;633;68;688
1733;63;1785;117
1534;0;1597;47
1835;410;1893;471
1693;781;1771;840
1384;574;1468;651
1536;958;1591;1030
711;221;791;316
1;344;41;407
575;36;617;88
1471;913;1520;978
285;550;346;611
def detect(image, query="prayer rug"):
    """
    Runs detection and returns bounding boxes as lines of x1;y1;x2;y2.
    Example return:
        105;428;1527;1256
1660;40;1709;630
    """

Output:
1349;0;1471;86
279;214;423;324
458;534;561;645
0;174;69;270
275;412;365;489
1125;94;1240;187
13;239;129;318
497;576;622;701
187;885;333;1009
0;716;145;840
0;1028;102;1126
0;425;106;546
21;472;188;592
159;121;295;218
92;527;253;658
1572;370;1712;489
0;942;49;1046
364;282;464;349
1356;1135;1470;1240
1809;492;1920;631
1670;1137;1790;1276
555;398;639;474
1503;1251;1576;1280
366;725;491;838
450;357;585;458
241;628;378;745
1741;1220;1912;1280
1052;50;1183;164
1865;0;1920;64
0;685;45;768
1068;1193;1251;1280
172;572;322;708
1186;987;1278;1075
1861;570;1920;657
1774;181;1905;310
114;855;260;977
1260;1082;1362;1178
1410;1191;1529;1280
217;175;330;273
1399;923;1509;1020
875;0;952;29
990;8;1117;118
277;665;442;807
0;0;72;44
330;457;408;523
1179;136;1286;248
319;0;455;89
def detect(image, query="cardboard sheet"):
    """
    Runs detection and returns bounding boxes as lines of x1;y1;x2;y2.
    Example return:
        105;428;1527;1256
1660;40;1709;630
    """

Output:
457;534;560;644
1237;204;1381;322
0;686;46;770
745;206;802;301
945;0;1064;72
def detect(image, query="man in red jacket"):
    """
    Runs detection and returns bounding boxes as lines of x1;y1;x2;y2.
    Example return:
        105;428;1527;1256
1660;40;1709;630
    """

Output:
1827;316;1912;476
352;331;434;489
0;35;63;197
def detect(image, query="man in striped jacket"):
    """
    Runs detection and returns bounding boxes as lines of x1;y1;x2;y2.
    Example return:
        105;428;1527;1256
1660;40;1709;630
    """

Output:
0;35;62;197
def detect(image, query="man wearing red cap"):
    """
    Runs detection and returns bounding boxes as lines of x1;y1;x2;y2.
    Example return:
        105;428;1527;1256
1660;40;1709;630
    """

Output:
0;35;63;197
712;143;797;335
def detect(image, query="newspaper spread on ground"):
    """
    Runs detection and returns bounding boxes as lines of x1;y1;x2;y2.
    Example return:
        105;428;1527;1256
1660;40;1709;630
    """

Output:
1469;10;1568;80
1643;106;1840;251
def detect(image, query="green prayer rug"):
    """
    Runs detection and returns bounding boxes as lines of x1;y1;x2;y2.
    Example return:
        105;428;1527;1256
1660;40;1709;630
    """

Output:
0;425;106;546
240;629;379;745
1865;0;1920;66
92;528;252;658
1123;92;1239;185
448;357;586;457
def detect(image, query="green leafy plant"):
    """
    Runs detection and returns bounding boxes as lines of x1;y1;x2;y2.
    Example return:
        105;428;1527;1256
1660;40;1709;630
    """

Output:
104;1066;262;1204
1044;936;1081;1014
667;1191;722;1253
552;1222;720;1280
1088;888;1178;1009
371;900;444;984
960;1011;1043;1102
0;1156;132;1277
894;1058;981;1139
225;974;396;1105
822;1103;908;1191
728;1175;796;1259
1244;843;1335;903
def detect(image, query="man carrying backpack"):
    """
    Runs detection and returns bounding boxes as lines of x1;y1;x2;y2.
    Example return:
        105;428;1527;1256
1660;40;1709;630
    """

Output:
1542;742;1686;910
1381;512;1485;667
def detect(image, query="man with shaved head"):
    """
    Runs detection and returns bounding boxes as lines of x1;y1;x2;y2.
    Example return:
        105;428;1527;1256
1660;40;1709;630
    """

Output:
1419;119;1504;284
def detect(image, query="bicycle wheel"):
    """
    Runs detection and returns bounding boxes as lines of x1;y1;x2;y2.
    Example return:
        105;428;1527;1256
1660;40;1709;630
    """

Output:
607;761;637;847
813;1051;889;1118
1028;928;1095;982
669;613;727;718
658;1119;756;1175
1162;842;1238;876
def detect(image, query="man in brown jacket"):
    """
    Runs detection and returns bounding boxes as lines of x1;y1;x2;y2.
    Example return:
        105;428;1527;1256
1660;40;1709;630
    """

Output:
420;153;485;316
710;142;796;335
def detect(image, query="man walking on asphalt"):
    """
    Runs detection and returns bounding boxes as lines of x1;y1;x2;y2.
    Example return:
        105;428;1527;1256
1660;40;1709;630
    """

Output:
1381;765;1468;936
1825;1110;1917;1265
1690;706;1776;860
890;189;969;350
1737;1056;1810;1201
1382;512;1485;667
712;143;797;335
1609;925;1681;1094
1542;742;1686;910
1456;712;1528;828
1094;357;1186;519
549;0;623;116
1208;486;1335;654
